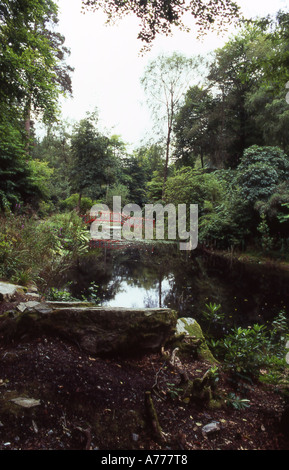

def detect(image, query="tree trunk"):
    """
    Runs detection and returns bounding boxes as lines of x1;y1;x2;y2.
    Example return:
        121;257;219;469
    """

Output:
76;192;82;214
162;124;172;200
24;98;32;153
200;148;204;168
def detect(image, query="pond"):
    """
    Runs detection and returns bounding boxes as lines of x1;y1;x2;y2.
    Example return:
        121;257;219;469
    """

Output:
63;242;289;331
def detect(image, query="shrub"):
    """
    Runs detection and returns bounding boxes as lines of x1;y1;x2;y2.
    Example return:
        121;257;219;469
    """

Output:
209;311;289;383
59;194;96;214
0;211;91;290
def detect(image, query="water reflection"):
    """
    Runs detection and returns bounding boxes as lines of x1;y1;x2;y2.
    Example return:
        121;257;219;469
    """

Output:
102;275;173;309
64;243;289;328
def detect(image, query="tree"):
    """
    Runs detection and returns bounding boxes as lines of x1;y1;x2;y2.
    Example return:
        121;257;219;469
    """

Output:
70;112;116;211
32;121;73;206
0;0;73;130
173;85;217;168
203;13;289;167
234;145;289;205
246;11;289;93
164;167;223;214
121;155;148;206
0;0;73;210
134;143;165;180
141;52;197;197
206;26;266;167
82;0;240;50
248;89;289;154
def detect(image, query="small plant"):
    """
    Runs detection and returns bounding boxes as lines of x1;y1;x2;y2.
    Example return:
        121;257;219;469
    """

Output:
211;309;289;386
207;365;220;387
46;281;100;305
84;281;100;304
207;338;223;357
46;286;79;302
201;302;225;335
218;324;268;378
269;310;289;353
166;383;183;400
225;392;250;410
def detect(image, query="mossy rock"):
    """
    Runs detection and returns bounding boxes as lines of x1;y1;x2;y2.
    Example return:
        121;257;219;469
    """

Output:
0;303;177;357
175;318;218;364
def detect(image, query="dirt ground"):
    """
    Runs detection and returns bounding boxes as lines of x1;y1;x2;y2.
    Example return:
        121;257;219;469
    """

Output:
0;334;289;451
0;293;289;452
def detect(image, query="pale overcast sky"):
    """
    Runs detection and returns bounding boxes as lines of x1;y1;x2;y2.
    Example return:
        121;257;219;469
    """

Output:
53;0;289;149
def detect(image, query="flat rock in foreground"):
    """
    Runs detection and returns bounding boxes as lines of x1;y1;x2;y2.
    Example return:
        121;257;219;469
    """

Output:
0;281;25;301
0;302;177;356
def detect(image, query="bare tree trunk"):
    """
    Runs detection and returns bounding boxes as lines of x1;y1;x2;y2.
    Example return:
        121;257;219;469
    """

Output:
24;98;32;153
162;125;171;200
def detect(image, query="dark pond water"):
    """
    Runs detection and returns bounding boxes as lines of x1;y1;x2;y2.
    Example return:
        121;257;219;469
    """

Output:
63;242;289;331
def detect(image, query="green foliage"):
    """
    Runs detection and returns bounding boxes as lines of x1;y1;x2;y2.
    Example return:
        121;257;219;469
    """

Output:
235;163;280;205
206;366;220;387
70;112;117;203
46;281;100;304
141;52;199;195
31;123;73;205
46;286;79;302
0;0;72;121
237;146;289;180
278;203;289;224
59;194;96;214
210;312;289;383
257;213;274;252
166;383;183;400
121;155;148;206
0;0;72;210
173;85;220;168
146;172;164;203
199;195;250;249
225;393;251;410
220;324;269;378
0;212;90;290
164;167;223;211
105;183;130;210
0;118;29;210
201;302;225;335
26;159;54;201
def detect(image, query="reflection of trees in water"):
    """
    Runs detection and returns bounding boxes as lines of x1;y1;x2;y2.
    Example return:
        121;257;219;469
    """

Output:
62;244;289;326
144;293;158;308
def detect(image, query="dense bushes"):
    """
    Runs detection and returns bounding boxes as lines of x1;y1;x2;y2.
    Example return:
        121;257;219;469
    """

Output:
0;212;90;291
162;145;289;251
204;308;289;385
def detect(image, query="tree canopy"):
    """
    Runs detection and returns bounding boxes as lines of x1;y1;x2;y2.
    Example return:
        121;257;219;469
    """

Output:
0;0;73;210
82;0;240;49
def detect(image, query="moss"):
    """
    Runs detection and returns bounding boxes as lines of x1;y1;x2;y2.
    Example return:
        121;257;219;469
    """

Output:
181;377;212;405
145;391;164;443
175;318;218;364
180;371;224;409
207;398;224;410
